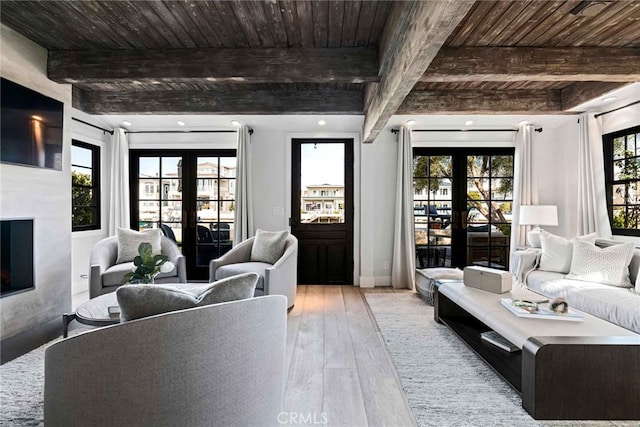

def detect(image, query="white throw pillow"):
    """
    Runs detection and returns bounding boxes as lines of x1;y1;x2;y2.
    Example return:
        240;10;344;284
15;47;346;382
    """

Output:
538;231;596;274
250;229;289;265
116;228;162;264
566;240;634;288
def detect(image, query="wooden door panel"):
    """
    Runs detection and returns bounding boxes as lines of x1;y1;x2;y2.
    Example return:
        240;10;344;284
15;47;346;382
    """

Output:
291;139;353;285
326;243;347;283
299;243;319;283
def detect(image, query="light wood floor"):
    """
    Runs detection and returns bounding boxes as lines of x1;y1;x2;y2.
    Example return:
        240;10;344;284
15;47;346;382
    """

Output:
284;285;417;427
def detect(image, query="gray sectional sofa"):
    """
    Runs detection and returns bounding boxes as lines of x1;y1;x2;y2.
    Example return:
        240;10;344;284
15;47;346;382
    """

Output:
513;238;640;334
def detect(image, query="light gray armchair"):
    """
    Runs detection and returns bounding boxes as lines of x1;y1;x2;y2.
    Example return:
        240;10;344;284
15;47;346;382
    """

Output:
45;295;287;427
89;235;186;299
209;235;298;309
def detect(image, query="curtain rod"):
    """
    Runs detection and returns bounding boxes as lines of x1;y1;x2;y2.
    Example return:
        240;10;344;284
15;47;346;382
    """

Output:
72;117;114;135
124;129;253;135
390;127;542;134
594;100;640;119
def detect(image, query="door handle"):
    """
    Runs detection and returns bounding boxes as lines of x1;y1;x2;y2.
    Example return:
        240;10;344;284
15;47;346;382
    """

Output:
461;210;468;230
289;217;297;226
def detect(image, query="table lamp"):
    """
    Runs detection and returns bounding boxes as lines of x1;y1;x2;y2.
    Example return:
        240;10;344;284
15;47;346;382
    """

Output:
519;205;558;247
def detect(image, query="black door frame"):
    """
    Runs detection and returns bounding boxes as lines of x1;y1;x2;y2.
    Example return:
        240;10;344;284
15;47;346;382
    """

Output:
291;138;354;284
413;147;515;269
129;149;236;280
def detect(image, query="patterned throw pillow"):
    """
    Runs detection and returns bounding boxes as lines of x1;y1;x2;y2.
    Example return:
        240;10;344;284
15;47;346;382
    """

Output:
538;231;596;274
116;228;162;264
566;240;634;288
250;229;289;265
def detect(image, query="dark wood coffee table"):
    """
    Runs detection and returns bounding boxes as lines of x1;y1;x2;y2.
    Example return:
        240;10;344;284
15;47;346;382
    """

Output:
63;292;120;338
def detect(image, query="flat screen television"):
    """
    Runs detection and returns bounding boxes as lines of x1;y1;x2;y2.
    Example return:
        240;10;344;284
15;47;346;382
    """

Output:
1;78;64;170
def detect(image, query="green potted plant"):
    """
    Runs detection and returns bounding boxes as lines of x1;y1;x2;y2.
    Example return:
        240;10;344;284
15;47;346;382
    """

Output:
122;242;175;285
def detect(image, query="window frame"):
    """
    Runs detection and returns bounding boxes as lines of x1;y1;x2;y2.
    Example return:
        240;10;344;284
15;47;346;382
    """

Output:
71;139;101;232
603;125;640;237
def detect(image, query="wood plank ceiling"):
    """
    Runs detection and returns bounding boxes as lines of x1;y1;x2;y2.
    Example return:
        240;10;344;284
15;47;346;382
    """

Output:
1;0;639;142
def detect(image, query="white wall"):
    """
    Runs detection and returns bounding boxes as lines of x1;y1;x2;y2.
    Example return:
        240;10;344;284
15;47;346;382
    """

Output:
533;121;580;238
0;24;72;338
70;109;112;296
530;105;640;241
118;117;381;285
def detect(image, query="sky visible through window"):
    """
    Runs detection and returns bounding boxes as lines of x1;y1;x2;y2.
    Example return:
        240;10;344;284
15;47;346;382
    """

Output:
301;143;344;188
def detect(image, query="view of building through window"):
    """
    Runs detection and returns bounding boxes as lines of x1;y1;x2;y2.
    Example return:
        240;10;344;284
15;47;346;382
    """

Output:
137;156;236;246
300;143;344;224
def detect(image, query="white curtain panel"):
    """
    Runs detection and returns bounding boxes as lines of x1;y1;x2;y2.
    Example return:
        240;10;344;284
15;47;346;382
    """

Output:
510;124;537;257
233;126;254;245
391;126;416;289
577;113;612;237
108;128;130;235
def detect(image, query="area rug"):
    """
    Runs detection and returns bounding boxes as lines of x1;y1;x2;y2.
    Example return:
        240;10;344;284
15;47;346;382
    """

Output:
364;293;636;427
0;329;85;427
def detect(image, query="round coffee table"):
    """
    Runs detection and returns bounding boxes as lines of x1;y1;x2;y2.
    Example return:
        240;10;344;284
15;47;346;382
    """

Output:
62;292;120;338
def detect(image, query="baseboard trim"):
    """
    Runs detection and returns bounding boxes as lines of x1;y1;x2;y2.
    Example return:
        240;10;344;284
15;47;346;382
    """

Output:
1;317;62;365
359;276;375;288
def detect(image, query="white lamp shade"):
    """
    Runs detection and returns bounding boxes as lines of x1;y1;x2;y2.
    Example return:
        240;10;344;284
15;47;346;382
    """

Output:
519;205;558;226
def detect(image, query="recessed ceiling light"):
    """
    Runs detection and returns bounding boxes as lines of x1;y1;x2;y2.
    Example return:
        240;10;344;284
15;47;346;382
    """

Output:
602;96;617;103
570;1;611;17
230;120;241;127
518;120;529;126
464;120;474;126
176;120;186;126
318;120;326;126
121;121;132;127
406;120;416;126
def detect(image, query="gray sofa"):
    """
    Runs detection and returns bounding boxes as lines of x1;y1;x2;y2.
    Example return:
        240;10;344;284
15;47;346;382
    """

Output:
45;295;287;427
512;238;640;334
89;235;186;299
209;235;298;309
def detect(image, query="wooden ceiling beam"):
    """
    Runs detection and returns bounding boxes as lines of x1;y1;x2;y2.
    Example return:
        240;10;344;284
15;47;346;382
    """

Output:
561;82;630;110
72;89;364;115
48;48;378;84
362;0;475;143
398;90;563;114
422;47;640;82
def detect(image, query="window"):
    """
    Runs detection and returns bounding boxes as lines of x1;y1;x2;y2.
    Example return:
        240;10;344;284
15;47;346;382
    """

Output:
604;125;640;236
71;140;100;231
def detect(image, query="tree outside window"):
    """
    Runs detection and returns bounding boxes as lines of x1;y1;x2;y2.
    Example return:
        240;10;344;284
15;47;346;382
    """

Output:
72;140;100;231
604;126;640;235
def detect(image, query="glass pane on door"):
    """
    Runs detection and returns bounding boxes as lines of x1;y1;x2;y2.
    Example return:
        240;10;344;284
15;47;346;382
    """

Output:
300;143;345;224
195;156;236;267
137;156;183;246
466;155;513;269
413;155;453;268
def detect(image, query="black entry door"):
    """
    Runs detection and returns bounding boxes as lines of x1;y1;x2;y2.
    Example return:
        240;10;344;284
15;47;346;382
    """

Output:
291;139;354;284
130;149;236;280
412;148;515;270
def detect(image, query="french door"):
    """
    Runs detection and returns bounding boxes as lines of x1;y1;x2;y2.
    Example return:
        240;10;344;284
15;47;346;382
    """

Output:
291;139;354;284
413;148;514;270
130;149;236;280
